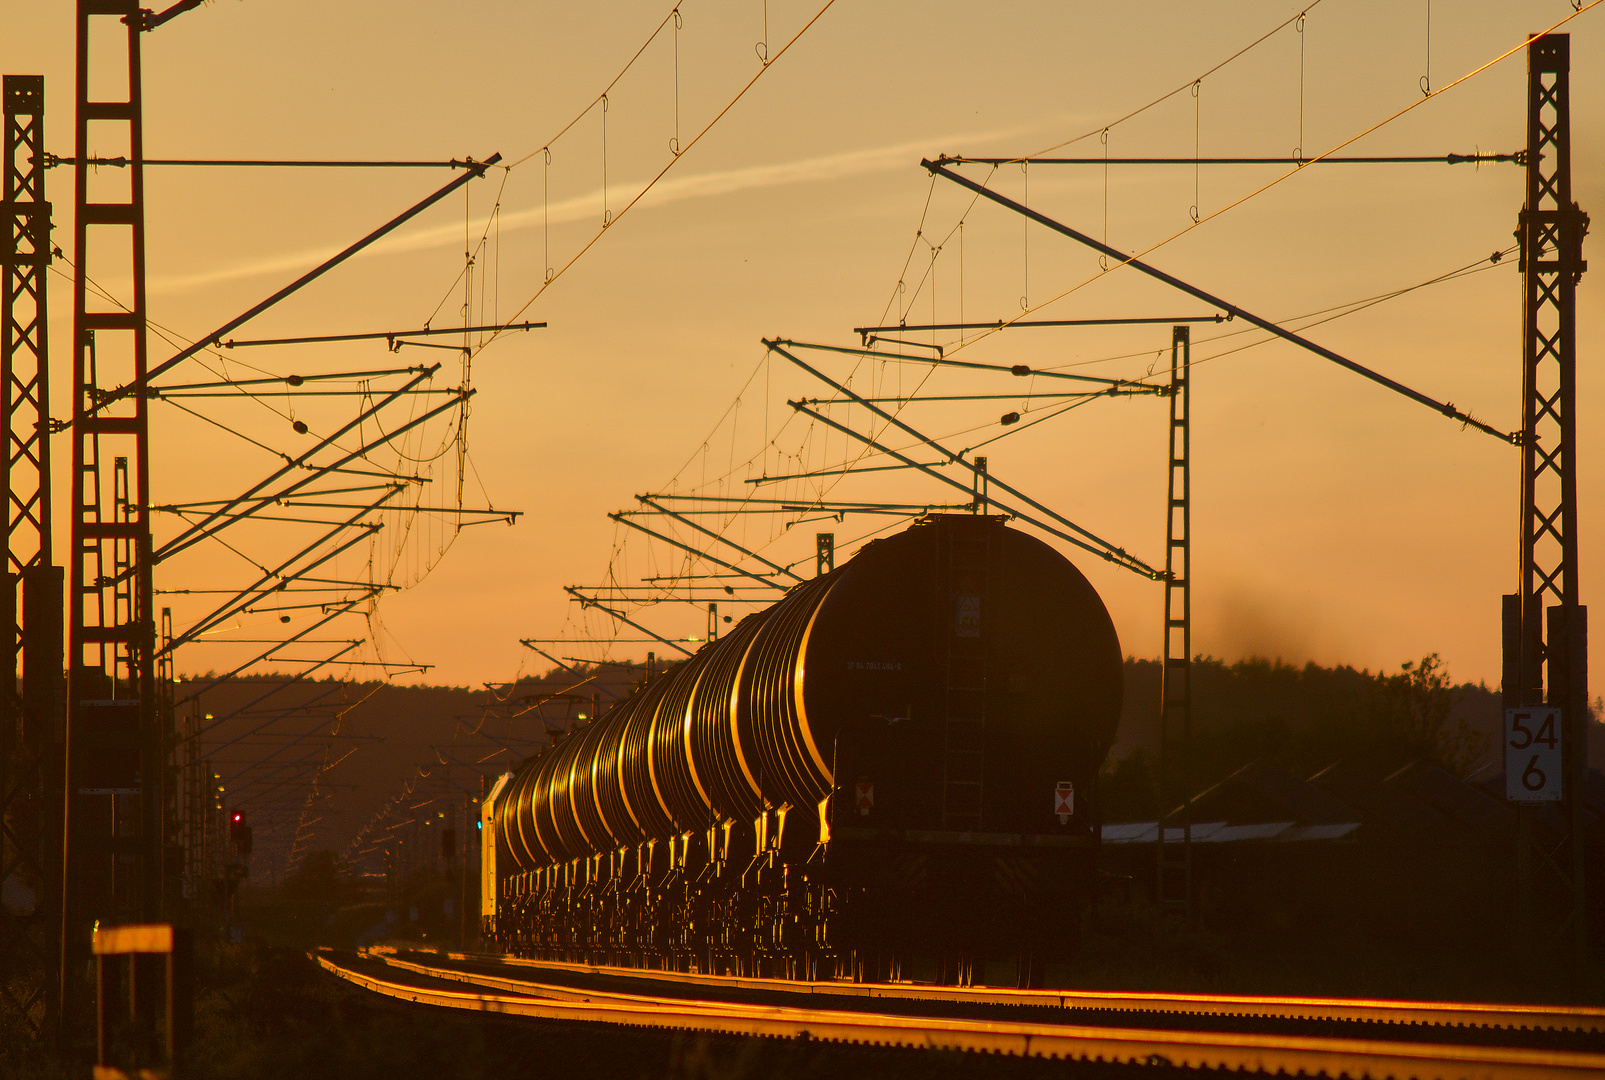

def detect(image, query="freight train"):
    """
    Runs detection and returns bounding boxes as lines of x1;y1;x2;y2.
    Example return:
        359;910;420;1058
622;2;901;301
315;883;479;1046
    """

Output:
480;513;1123;987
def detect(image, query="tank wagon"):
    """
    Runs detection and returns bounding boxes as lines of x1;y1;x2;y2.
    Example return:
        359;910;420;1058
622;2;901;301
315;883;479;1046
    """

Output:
481;514;1122;986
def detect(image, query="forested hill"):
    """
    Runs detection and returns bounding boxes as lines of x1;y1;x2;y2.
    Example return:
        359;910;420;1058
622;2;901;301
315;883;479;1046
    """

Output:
179;663;646;878
1112;654;1603;778
185;655;1603;877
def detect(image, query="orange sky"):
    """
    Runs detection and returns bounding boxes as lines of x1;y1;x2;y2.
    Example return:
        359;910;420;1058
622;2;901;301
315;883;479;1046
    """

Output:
4;0;1603;697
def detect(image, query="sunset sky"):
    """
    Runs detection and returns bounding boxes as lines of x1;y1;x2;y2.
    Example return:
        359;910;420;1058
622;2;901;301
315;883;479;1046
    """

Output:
4;0;1603;697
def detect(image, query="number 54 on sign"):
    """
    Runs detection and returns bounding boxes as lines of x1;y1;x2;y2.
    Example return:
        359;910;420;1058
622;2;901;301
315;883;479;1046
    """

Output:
1505;707;1563;802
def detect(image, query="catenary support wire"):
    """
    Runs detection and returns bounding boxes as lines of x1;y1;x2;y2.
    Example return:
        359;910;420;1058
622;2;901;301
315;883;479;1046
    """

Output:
922;159;1513;442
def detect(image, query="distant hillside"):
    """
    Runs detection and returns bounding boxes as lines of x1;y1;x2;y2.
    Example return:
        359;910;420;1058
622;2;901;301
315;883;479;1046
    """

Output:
188;654;1604;881
1118;655;1603;765
180;662;649;881
1105;654;1605;822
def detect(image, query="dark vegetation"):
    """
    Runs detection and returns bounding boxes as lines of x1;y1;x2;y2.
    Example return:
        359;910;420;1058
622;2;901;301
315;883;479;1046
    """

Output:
1102;653;1495;821
1091;655;1604;1006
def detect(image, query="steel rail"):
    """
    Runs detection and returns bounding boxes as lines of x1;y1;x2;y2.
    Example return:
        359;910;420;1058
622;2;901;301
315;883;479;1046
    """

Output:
376;953;763;1013
316;953;1605;1079
410;951;1605;1034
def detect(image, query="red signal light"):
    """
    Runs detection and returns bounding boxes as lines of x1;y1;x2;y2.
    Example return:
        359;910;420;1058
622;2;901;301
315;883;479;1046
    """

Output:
229;809;252;859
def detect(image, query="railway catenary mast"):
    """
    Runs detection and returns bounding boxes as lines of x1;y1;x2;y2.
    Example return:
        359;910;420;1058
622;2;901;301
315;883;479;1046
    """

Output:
1506;32;1589;981
484;514;1123;987
62;0;164;1026
1;72;62;1037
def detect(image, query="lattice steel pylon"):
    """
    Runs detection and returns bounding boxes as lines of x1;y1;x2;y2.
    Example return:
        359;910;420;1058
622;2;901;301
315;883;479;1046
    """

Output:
1508;32;1589;983
1155;326;1191;914
1;73;63;1038
60;0;160;1022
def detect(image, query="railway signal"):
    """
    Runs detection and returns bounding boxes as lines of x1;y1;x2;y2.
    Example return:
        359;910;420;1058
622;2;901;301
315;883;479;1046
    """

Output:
229;811;252;860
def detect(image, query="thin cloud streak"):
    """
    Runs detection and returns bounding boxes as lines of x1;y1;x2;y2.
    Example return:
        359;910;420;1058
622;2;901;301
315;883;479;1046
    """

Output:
146;127;1040;295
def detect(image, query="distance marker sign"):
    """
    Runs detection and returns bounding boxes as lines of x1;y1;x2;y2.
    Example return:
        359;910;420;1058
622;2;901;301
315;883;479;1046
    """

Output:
1505;707;1563;802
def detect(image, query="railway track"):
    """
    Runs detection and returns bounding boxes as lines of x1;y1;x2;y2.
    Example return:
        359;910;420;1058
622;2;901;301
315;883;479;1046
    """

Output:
316;948;1605;1079
397;948;1605;1034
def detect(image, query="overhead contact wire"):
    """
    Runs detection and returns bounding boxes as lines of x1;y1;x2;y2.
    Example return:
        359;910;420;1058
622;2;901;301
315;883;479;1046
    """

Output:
479;0;841;356
928;3;1603;419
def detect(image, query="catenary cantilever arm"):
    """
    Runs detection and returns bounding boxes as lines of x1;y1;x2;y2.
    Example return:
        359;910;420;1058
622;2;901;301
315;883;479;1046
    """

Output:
607;513;788;593
767;339;1161;578
788;400;1162;581
137;154;501;391
562;588;697;658
634;496;804;582
922;158;1515;443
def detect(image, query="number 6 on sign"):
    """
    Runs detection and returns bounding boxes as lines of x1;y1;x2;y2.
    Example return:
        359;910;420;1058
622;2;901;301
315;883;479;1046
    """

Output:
1504;707;1563;802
